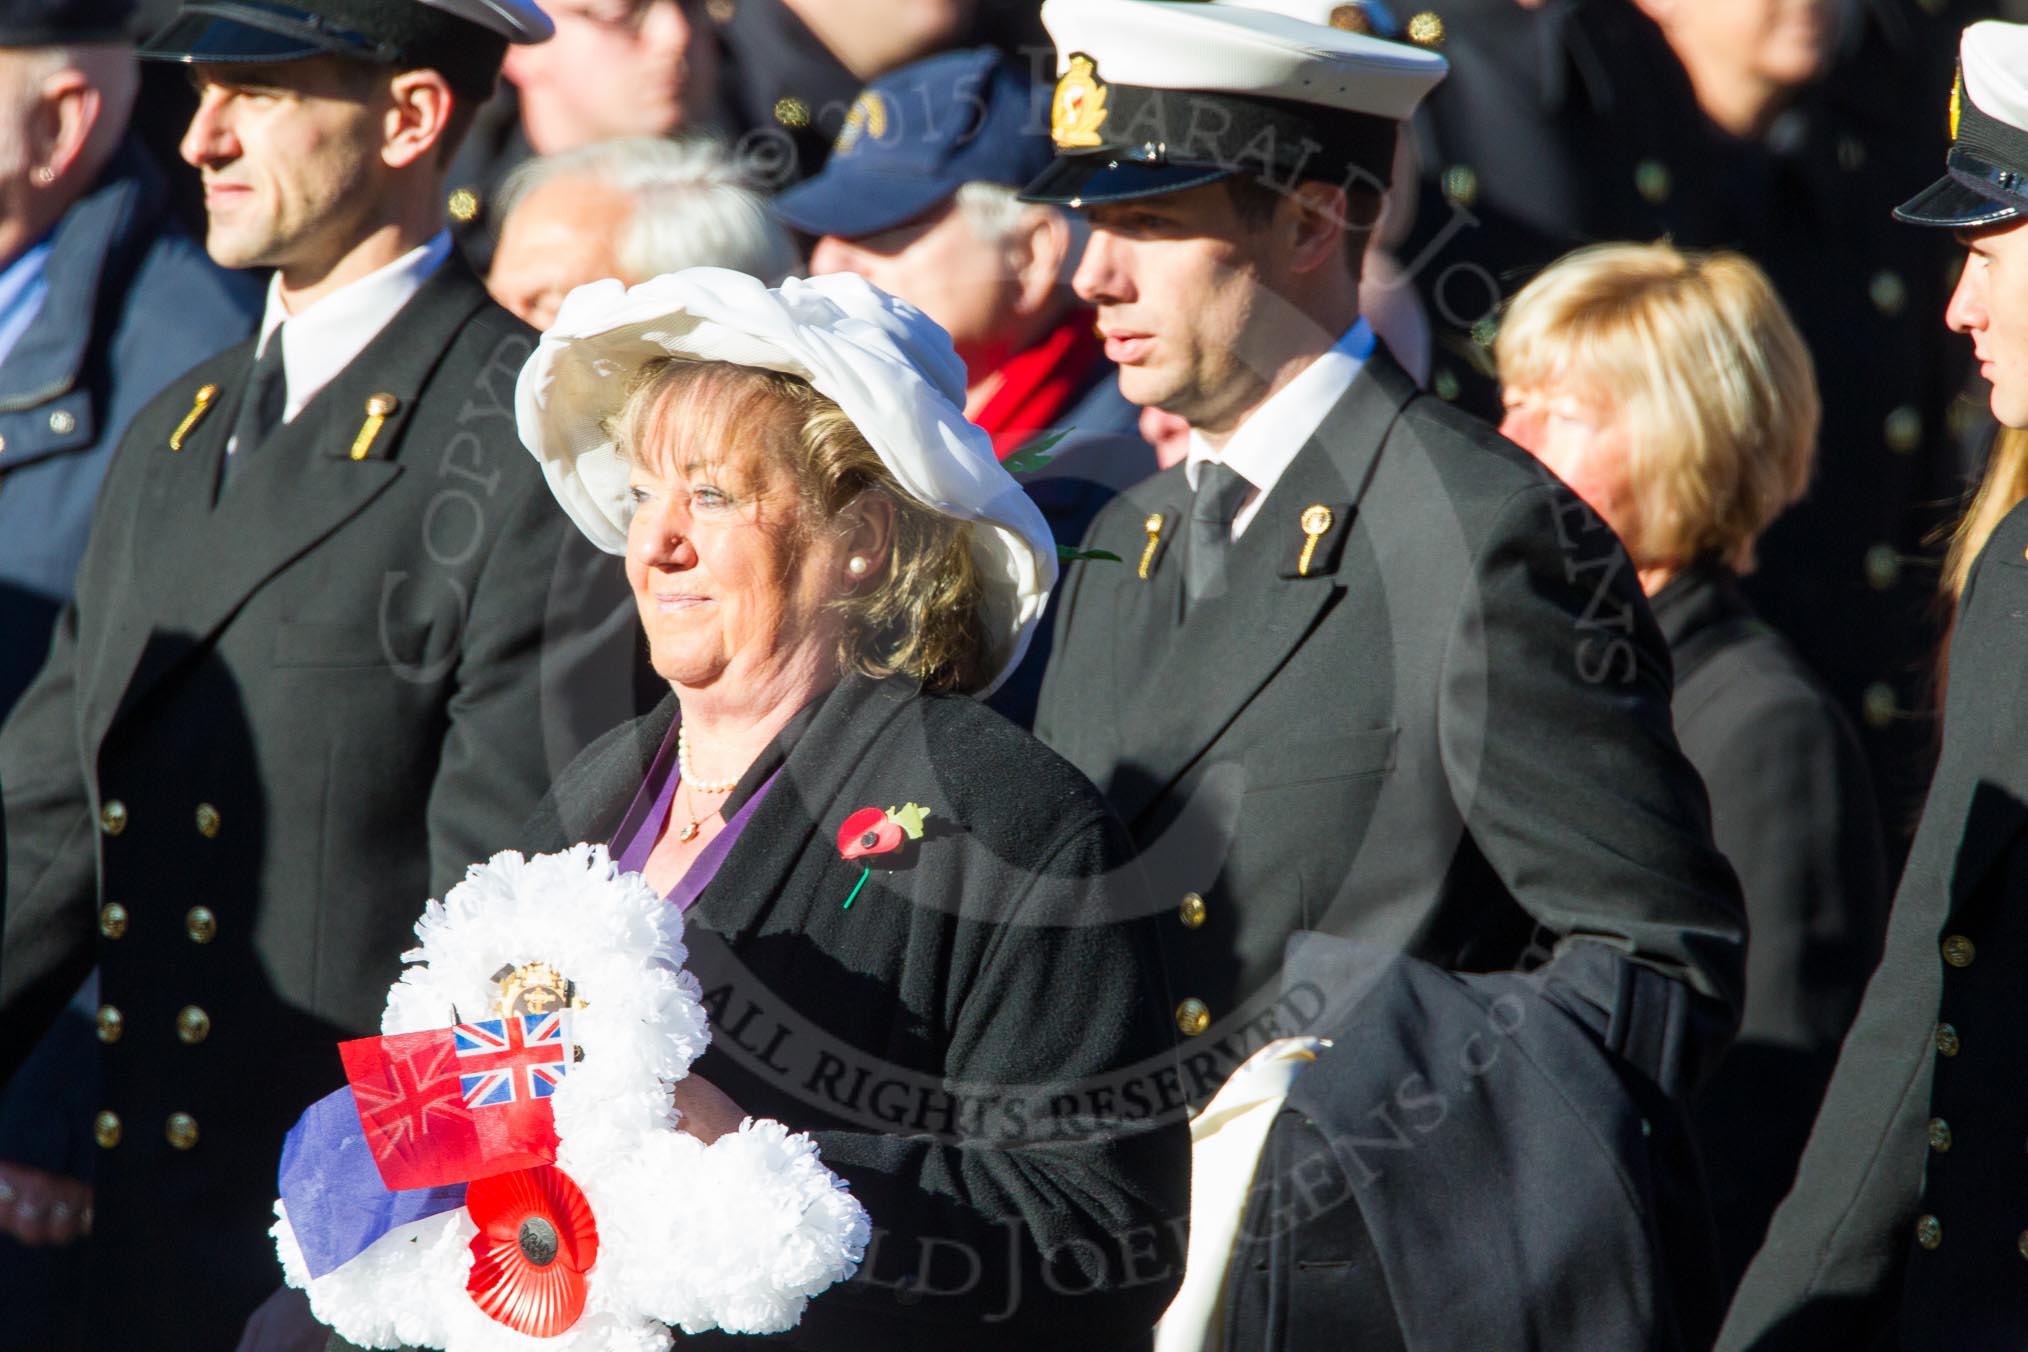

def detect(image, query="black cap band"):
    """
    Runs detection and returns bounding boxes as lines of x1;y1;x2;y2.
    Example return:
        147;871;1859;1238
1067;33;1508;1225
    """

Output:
1896;81;2028;228
140;0;506;99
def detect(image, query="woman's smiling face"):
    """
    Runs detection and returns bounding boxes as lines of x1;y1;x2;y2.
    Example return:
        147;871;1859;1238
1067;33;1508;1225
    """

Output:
622;373;847;693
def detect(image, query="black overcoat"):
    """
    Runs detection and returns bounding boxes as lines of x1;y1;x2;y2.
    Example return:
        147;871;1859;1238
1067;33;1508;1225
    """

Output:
1651;562;1888;1282
1720;498;2028;1351
1034;350;1747;1104
510;674;1191;1350
0;256;634;1350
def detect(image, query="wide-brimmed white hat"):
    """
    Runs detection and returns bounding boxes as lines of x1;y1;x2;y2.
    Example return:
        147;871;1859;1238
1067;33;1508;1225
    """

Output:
514;267;1058;696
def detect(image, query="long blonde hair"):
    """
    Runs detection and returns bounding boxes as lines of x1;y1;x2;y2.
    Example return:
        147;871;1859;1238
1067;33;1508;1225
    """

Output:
1943;426;2028;602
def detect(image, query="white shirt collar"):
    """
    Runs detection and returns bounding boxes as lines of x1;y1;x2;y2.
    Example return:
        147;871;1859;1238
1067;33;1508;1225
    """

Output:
1184;318;1374;539
257;231;452;423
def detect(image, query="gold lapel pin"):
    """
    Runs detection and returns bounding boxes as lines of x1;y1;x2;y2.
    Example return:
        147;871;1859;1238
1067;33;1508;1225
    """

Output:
1139;512;1165;579
349;393;399;461
168;383;219;452
1297;504;1335;576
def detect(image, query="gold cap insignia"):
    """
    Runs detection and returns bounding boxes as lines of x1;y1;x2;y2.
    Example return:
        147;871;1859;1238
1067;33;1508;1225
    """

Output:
835;90;890;155
491;960;582;1017
1951;68;1963;141
1053;54;1110;150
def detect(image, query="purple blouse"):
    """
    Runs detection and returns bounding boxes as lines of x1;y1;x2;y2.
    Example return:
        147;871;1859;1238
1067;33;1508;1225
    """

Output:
610;720;779;911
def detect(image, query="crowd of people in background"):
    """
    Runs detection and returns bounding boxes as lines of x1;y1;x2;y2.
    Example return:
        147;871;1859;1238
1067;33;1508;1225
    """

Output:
5;0;2028;1348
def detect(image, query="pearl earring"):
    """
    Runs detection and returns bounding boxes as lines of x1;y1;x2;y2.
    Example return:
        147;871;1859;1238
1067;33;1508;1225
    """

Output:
847;556;869;577
32;166;53;186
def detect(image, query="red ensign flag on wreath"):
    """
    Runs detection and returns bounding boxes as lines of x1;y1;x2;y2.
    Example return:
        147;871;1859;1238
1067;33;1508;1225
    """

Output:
336;1012;571;1191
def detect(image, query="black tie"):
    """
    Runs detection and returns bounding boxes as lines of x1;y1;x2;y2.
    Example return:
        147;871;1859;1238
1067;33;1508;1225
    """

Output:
1186;459;1251;611
224;331;287;486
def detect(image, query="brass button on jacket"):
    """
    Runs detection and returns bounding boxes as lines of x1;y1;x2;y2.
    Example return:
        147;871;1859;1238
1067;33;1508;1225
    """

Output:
194;803;221;838
2018;1231;2028;1263
98;902;128;940
98;799;127;835
176;1006;211;1046
1175;998;1211;1037
185;906;217;944
1916;1214;1943;1250
1178;892;1207;929
95;1006;123;1044
1935;1022;1960;1057
1942;934;1976;968
165;1113;199;1151
1929;1118;1953;1153
93;1111;121;1149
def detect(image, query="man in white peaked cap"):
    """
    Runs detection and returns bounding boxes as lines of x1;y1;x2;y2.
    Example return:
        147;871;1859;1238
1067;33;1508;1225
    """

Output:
1722;21;2028;1352
1029;3;1746;1339
0;0;644;1342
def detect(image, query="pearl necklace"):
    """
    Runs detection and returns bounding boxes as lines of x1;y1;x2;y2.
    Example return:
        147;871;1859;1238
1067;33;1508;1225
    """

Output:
674;727;737;844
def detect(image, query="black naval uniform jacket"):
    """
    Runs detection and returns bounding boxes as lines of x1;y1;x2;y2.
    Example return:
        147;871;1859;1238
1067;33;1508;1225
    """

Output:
0;254;630;1351
1034;349;1747;1107
507;674;1190;1351
1719;497;2028;1352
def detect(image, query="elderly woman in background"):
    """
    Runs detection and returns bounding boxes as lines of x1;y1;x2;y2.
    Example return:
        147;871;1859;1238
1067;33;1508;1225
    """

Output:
1495;240;1888;1286
487;136;800;329
500;269;1185;1348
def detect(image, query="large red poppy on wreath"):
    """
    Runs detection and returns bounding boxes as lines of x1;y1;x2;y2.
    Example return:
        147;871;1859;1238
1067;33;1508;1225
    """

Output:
465;1164;601;1337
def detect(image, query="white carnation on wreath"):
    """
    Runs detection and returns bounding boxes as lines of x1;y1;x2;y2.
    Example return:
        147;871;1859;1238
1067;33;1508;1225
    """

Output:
273;844;872;1350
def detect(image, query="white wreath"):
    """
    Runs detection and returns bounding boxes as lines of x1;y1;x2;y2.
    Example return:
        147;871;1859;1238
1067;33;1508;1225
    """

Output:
273;844;871;1350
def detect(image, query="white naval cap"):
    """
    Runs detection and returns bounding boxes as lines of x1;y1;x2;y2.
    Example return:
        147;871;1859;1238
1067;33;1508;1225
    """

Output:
1897;20;2028;228
1220;0;1402;40
1021;0;1445;207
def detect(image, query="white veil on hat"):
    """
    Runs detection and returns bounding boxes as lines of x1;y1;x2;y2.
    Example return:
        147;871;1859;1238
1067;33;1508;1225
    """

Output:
514;268;1059;697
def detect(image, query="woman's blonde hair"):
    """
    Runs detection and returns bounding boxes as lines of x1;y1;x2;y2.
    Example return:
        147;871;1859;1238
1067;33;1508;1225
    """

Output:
1943;426;2028;603
1495;241;1820;573
610;358;998;694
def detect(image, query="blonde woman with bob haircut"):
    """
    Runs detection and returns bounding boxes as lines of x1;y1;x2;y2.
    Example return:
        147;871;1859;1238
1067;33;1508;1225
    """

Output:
1498;241;1888;1286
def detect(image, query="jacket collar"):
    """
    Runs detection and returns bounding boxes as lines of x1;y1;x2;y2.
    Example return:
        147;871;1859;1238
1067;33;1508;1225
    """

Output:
0;139;164;413
1105;348;1416;826
538;673;923;940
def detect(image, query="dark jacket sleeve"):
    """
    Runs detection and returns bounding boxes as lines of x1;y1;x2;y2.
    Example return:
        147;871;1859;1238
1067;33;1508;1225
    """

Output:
802;804;1189;1346
1683;667;1889;1278
1442;482;1747;1095
1694;681;1887;1055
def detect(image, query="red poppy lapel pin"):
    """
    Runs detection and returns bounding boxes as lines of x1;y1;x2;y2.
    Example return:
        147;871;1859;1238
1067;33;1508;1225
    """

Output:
837;803;931;909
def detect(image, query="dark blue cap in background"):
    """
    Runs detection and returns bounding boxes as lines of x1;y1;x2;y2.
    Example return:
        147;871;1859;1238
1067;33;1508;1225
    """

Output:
0;0;133;45
773;47;1056;241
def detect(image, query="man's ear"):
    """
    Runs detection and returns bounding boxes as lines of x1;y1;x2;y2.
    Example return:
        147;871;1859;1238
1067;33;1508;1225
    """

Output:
33;69;101;185
382;69;456;169
1284;180;1352;277
1008;208;1073;318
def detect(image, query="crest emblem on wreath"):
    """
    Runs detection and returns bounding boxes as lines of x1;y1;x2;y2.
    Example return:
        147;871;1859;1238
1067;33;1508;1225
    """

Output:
1053;54;1110;149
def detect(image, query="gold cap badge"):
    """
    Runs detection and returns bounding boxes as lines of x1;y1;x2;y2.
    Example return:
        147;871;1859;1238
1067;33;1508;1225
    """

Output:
1053;54;1110;150
1951;68;1963;141
835;90;890;155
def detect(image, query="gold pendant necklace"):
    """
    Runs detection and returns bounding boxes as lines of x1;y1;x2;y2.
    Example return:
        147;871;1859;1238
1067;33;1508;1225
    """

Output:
675;772;729;844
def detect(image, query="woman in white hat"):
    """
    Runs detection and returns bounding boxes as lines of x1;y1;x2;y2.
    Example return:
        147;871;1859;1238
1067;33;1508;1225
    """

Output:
510;267;1188;1347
